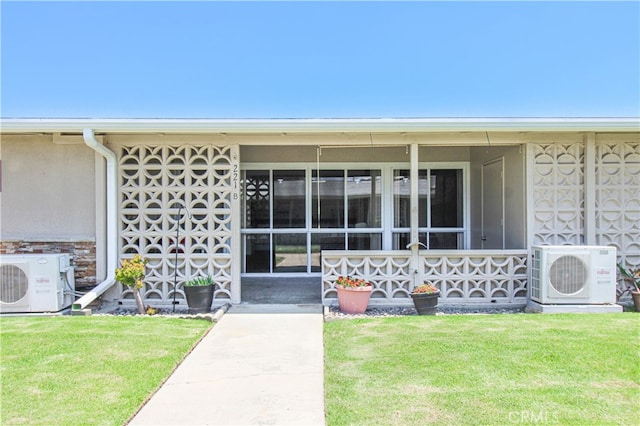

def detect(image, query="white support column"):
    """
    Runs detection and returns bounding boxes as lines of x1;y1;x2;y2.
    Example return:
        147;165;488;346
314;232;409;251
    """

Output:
409;144;420;288
410;144;419;246
230;145;242;304
584;132;596;245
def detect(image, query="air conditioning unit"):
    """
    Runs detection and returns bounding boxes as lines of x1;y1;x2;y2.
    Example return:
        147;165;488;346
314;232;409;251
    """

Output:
0;254;75;313
530;245;617;305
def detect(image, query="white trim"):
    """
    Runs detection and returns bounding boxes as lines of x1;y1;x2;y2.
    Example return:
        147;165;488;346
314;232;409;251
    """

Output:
2;117;639;134
230;145;242;304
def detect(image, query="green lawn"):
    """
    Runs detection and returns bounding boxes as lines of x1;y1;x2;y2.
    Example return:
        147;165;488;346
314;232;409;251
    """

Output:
324;313;640;426
0;316;211;426
3;312;638;426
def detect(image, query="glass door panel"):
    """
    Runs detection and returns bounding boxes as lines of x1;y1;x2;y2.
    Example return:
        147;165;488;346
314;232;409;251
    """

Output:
347;170;381;228
393;170;428;227
429;232;463;249
245;234;271;272
273;234;307;273
312;170;344;228
348;233;382;250
312;233;345;251
273;170;306;228
311;233;345;272
430;169;463;227
243;170;270;228
393;170;410;228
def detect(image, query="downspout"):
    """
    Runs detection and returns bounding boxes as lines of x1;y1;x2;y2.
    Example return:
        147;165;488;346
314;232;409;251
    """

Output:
72;129;118;312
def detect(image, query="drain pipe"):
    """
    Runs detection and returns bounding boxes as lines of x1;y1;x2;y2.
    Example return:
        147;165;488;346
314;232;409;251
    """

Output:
72;129;118;312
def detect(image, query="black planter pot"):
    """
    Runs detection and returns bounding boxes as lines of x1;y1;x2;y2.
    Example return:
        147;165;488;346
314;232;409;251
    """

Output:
411;291;440;315
184;284;214;314
632;291;640;312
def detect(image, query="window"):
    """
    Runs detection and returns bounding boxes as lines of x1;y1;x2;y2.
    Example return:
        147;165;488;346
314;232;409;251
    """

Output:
242;167;383;274
312;170;344;228
392;167;465;249
243;170;270;228
241;163;467;273
273;170;305;228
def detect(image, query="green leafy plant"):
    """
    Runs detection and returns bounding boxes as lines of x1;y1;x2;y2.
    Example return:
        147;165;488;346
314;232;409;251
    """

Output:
336;275;371;288
618;263;640;292
115;254;148;314
185;275;214;287
412;283;439;294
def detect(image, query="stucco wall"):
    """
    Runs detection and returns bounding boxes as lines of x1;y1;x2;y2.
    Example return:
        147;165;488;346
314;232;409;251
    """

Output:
1;135;96;239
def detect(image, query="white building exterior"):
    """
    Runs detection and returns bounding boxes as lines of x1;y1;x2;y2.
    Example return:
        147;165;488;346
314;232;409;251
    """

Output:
1;118;638;310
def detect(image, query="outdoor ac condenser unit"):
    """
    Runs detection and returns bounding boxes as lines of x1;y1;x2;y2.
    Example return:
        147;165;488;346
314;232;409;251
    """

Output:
0;254;75;313
529;245;617;305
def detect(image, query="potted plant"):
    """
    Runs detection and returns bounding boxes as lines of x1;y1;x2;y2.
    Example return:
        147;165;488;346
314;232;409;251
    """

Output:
184;275;215;314
115;254;148;315
411;283;440;315
618;264;640;311
335;275;372;314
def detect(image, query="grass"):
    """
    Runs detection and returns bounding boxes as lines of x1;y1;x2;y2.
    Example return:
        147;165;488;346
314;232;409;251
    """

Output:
3;311;638;425
324;313;640;425
0;316;211;426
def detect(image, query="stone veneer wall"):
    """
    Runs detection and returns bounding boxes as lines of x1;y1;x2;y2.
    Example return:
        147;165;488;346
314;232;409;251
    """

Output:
0;240;96;289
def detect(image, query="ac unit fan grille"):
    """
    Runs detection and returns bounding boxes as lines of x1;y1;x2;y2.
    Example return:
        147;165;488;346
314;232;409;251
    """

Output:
549;255;588;295
0;265;29;303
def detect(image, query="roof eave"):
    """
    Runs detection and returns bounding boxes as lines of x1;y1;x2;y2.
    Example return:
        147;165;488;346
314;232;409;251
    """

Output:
1;117;639;134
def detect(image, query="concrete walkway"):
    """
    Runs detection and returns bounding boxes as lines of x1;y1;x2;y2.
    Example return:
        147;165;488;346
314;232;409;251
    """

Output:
129;305;325;426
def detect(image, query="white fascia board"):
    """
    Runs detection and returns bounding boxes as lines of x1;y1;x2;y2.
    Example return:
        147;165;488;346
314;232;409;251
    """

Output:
1;117;639;134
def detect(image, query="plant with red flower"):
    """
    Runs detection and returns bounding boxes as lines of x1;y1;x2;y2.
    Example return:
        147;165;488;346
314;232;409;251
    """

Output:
412;283;439;294
336;275;371;288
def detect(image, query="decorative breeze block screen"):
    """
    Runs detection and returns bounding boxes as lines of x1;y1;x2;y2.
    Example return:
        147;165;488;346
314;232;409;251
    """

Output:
596;141;640;269
118;144;235;304
532;143;585;245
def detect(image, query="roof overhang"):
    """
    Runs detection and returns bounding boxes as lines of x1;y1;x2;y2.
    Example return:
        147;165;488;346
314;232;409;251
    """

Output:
1;117;639;134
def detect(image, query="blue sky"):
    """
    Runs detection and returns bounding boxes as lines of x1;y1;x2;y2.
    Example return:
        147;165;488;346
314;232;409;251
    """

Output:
1;1;638;118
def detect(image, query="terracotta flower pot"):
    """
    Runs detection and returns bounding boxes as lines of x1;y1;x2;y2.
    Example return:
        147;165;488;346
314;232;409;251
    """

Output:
336;284;372;314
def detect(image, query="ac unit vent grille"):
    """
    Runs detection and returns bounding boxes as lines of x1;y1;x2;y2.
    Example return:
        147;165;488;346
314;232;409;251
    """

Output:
0;265;29;303
549;255;588;295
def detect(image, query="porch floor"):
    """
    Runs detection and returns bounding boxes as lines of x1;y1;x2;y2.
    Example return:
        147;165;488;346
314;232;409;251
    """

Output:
241;276;322;304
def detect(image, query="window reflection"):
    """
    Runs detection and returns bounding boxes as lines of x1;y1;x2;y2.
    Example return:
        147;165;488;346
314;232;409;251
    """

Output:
348;170;381;228
312;170;344;228
244;234;270;272
311;233;345;272
273;234;307;272
273;170;305;228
